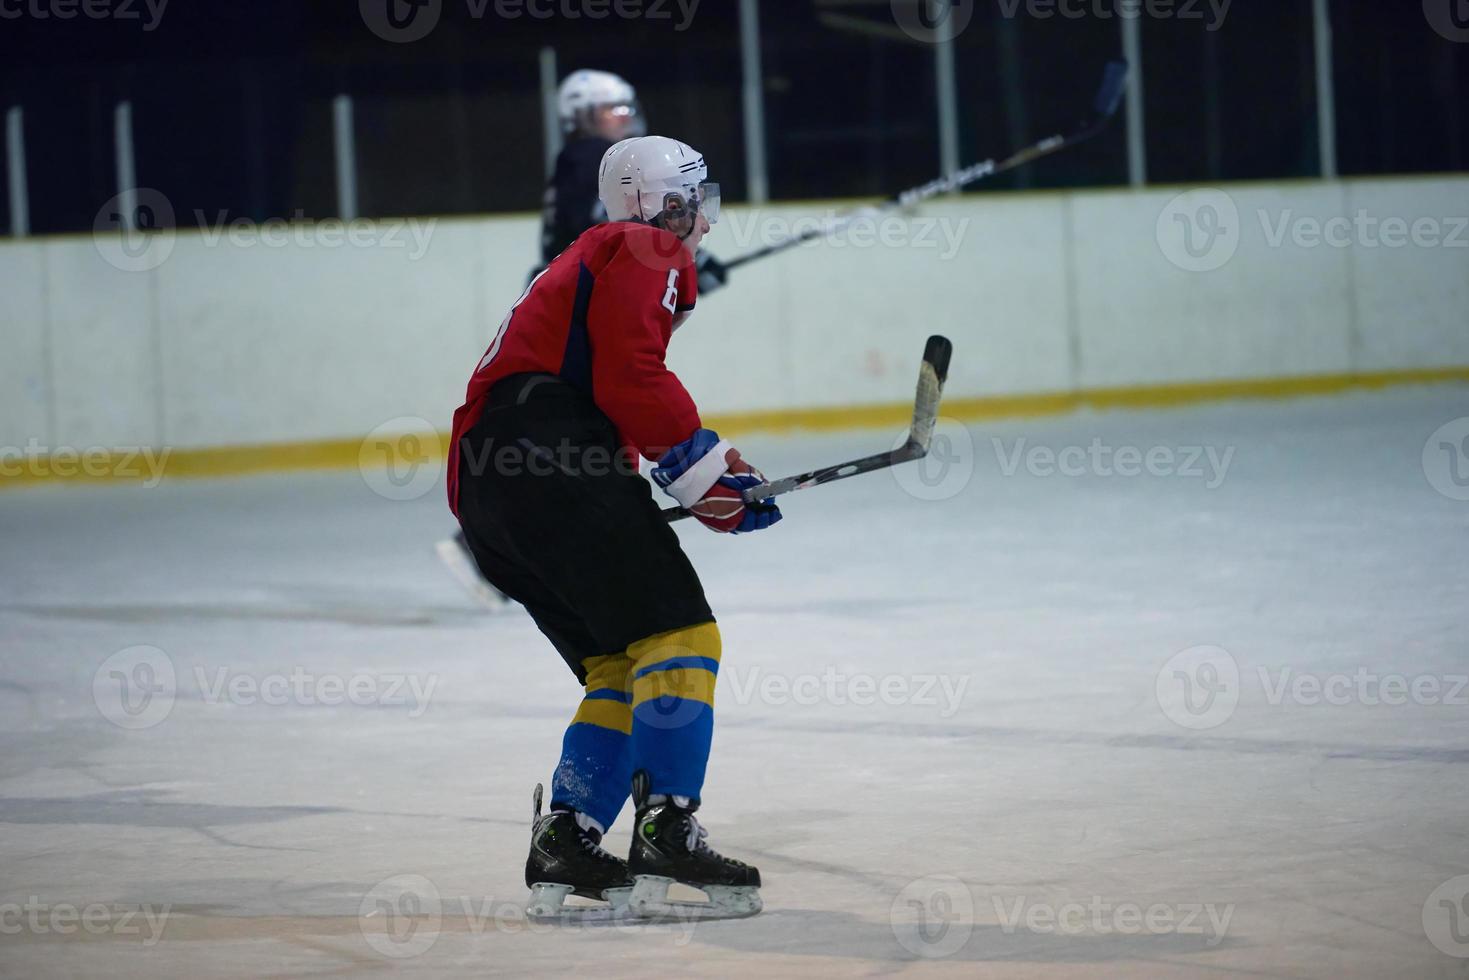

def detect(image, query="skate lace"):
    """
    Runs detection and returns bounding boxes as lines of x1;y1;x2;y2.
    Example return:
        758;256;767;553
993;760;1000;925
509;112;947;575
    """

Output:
579;831;617;862
684;812;711;853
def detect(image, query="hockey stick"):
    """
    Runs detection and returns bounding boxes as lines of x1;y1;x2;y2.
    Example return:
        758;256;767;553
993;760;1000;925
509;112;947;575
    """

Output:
662;335;953;523
723;60;1129;272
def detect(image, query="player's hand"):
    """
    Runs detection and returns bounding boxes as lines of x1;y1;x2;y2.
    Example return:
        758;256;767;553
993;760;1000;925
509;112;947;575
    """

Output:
652;429;782;534
695;250;729;295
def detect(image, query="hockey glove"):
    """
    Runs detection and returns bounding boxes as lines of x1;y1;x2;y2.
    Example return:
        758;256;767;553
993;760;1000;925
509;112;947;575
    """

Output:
652;429;782;534
695;250;729;296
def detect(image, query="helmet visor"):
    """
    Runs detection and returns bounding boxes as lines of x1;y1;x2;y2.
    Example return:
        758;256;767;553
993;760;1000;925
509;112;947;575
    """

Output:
603;101;646;138
695;182;721;224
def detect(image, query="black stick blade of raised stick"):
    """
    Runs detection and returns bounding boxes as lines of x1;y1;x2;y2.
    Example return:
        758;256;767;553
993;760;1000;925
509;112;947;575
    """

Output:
1094;60;1129;119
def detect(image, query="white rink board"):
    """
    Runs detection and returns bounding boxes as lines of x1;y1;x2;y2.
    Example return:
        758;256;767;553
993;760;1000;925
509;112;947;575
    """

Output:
1070;183;1358;388
0;243;50;452
1345;178;1469;371
0;176;1465;454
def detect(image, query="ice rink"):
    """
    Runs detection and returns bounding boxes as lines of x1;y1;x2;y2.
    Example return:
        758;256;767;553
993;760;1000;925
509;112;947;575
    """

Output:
2;385;1468;979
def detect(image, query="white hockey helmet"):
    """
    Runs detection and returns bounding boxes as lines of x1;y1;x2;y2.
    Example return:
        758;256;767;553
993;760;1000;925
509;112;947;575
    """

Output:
597;136;721;235
557;69;644;137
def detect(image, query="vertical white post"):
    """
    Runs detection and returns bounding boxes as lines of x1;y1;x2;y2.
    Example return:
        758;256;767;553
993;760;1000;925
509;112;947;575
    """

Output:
6;106;27;237
114;100;137;230
739;0;769;205
935;16;961;182
333;94;358;221
1312;0;1338;179
540;46;561;178
1120;14;1146;186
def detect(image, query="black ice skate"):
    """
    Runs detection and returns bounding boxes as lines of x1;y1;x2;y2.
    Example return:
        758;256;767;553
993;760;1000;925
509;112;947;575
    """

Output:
626;771;763;920
523;785;635;921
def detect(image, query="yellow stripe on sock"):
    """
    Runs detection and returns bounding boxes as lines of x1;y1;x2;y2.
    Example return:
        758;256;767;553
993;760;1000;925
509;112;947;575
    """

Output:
583;653;635;697
571;698;633;735
628;623;721;711
628;623;721;673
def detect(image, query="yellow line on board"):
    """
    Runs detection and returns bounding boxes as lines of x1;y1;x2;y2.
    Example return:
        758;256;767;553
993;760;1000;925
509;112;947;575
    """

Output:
3;367;1467;488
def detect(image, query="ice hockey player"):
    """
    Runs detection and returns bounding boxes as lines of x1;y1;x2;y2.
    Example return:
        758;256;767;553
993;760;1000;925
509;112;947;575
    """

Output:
447;135;777;919
540;69;730;293
435;69;729;609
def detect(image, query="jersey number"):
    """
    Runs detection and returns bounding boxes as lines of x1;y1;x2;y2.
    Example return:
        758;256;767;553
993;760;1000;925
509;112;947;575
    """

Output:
660;268;679;315
477;269;548;374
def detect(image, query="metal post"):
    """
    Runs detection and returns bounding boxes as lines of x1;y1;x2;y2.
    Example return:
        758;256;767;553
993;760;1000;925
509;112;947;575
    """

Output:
935;13;961;182
1120;13;1146;186
333;94;359;221
6;106;27;237
114;100;137;231
1312;0;1338;178
540;47;562;178
739;0;769;204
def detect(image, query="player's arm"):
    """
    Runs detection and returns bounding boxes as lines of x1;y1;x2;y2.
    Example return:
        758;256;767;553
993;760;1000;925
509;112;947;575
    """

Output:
586;244;700;459
588;242;779;534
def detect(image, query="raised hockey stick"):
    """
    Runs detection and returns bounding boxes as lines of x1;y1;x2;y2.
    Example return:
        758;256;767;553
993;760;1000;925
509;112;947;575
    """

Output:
662;335;953;523
723;60;1129;272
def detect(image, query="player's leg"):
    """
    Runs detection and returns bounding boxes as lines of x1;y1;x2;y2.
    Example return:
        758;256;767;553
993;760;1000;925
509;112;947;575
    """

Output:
460;373;756;914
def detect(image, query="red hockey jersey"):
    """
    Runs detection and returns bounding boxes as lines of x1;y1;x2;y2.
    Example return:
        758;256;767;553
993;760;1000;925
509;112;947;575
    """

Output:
447;221;702;515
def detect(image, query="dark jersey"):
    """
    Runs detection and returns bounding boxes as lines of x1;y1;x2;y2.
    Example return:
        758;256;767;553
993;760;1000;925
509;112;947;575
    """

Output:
540;136;613;265
449;221;701;516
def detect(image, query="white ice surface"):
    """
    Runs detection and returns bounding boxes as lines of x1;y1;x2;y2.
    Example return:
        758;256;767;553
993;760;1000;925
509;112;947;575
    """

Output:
2;386;1468;978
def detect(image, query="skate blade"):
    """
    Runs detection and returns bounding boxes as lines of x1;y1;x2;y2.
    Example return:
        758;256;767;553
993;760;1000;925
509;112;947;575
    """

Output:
525;883;636;923
627;875;763;920
435;539;511;611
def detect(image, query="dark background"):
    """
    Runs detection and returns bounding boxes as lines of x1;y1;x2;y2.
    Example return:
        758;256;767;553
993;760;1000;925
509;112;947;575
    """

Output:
1;1;1465;235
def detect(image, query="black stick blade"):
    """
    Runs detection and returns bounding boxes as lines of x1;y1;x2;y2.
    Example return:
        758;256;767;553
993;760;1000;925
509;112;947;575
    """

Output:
1093;60;1129;119
923;334;953;384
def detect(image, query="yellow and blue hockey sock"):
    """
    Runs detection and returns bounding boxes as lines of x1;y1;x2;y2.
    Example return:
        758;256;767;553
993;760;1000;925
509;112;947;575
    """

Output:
550;653;635;832
628;623;721;802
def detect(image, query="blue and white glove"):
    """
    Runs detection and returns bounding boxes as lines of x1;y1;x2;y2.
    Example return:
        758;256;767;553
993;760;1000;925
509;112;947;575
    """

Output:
652;429;782;534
